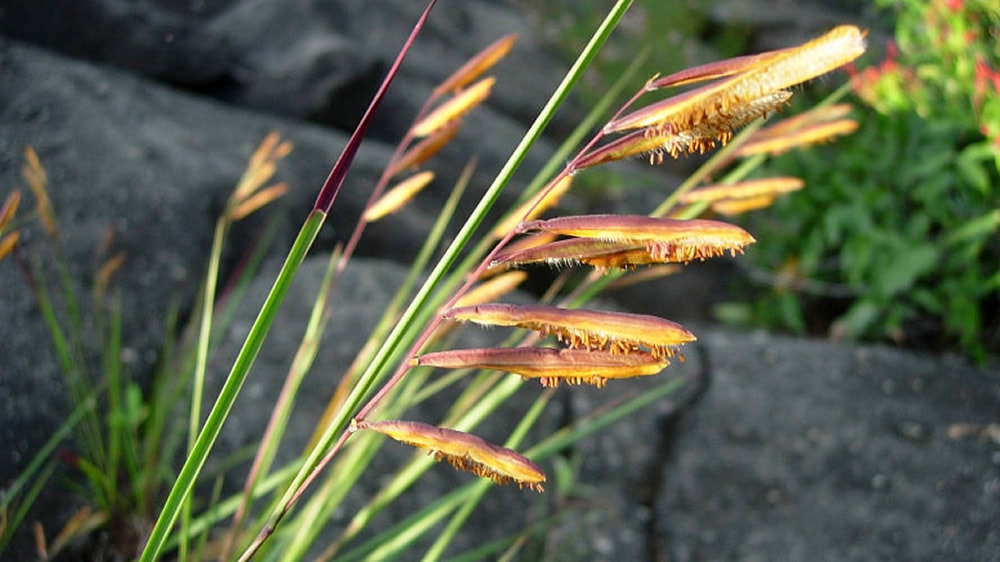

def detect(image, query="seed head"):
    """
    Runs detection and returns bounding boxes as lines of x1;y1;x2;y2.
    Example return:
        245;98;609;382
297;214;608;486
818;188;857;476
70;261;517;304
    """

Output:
355;419;545;492
413;77;495;137
413;347;671;389
443;303;695;359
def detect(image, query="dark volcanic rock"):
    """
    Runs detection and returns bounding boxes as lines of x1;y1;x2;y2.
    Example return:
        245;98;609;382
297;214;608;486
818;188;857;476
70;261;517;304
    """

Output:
656;329;1000;562
0;0;579;138
0;0;233;85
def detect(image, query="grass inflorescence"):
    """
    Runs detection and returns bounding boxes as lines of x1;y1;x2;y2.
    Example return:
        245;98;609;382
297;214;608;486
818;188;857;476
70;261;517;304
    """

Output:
2;3;866;559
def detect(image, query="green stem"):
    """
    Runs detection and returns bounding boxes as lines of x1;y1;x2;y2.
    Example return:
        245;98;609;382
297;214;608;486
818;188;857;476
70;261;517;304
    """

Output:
138;209;325;562
180;216;228;561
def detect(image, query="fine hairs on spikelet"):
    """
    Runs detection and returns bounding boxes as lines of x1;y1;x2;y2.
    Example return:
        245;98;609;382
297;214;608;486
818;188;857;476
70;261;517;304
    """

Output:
576;90;791;167
442;303;695;359
514;215;756;264
604;26;866;135
353;419;545;491
413;347;671;389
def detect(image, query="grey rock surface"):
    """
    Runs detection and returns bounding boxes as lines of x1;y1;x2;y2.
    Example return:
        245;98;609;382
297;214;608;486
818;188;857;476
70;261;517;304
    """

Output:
656;329;1000;562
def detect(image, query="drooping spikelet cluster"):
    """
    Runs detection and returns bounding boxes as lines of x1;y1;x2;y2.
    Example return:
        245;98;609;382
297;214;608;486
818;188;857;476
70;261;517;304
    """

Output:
575;25;866;169
414;217;739;392
363;33;518;223
360;26;866;495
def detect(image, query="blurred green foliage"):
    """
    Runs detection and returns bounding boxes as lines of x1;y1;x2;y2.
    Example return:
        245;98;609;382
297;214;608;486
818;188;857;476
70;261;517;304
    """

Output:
728;0;999;359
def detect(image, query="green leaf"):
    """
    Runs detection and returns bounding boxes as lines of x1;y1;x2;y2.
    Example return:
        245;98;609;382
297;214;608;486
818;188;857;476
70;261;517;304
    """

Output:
877;243;939;296
837;300;881;339
777;292;806;335
944;209;1000;246
956;142;993;195
713;301;753;327
910;287;943;314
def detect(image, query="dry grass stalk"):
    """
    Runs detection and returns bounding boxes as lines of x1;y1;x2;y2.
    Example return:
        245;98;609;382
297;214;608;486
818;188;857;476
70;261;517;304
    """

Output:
94;252;127;301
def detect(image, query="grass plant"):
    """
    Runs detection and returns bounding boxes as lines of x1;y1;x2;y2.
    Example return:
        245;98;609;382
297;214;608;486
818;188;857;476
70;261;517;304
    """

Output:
1;1;867;559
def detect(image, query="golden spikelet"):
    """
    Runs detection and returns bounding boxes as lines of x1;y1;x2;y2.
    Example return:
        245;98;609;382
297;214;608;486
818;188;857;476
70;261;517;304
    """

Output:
22;146;57;239
493;232;750;271
229;132;292;221
442;303;694;359
387;121;461;178
412;77;495;138
434;33;517;95
680;177;804;204
0;231;20;263
413;347;671;389
714;26;866;109
646;47;795;90
235;132;293;202
743;103;854;141
642;89;792;157
363;171;435;222
0;191;21;232
354;419;545;492
708;195;779;216
736;119;859;157
604;26;866;135
515;215;756;264
229;182;289;221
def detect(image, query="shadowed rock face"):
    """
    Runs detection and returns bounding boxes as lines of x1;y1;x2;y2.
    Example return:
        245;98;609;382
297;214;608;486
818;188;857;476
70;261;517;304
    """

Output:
1;2;998;561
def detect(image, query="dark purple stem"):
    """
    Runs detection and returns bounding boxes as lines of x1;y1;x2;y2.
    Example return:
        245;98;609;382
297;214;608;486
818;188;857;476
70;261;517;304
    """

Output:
312;0;438;213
